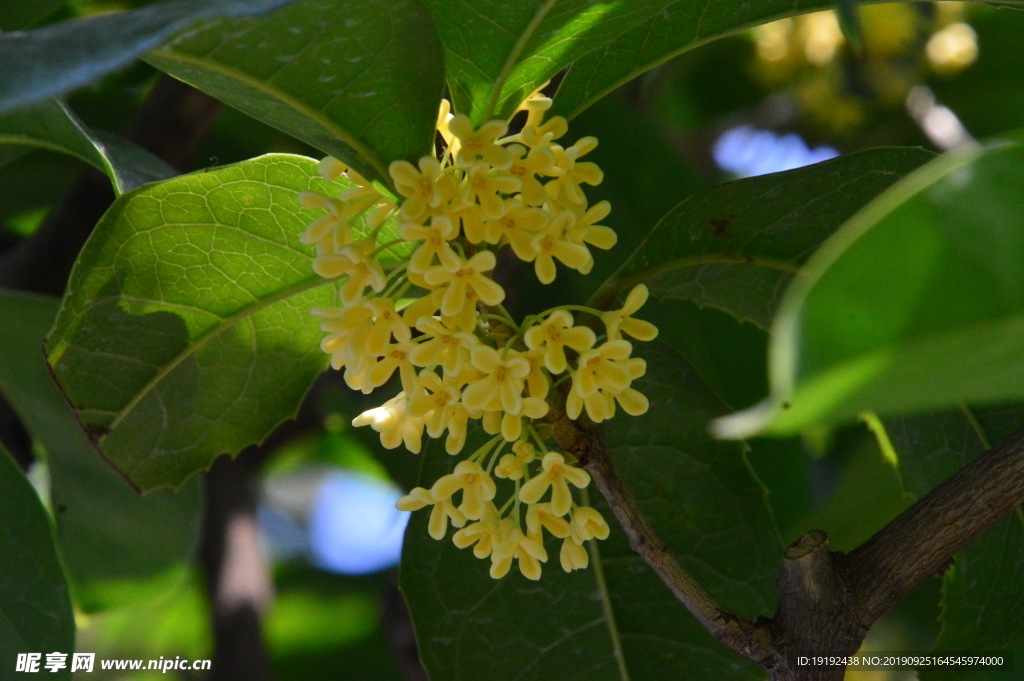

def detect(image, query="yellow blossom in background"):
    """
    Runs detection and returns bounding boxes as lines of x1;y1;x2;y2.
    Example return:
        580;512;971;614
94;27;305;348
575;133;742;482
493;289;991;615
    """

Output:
297;88;659;582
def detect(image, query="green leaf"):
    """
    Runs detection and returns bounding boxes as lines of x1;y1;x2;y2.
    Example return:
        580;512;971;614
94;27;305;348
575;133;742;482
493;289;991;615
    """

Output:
0;288;202;605
716;132;1024;438
589;147;933;329
0;98;175;194
401;341;779;681
550;0;1024;121
0;0;64;30
427;0;678;123
0;442;75;678
44;153;401;492
884;407;1024;678
146;0;444;186
0;0;293;113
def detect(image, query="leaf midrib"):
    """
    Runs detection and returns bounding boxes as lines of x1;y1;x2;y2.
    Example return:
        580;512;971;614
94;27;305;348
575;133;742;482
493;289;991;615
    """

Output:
148;47;391;183
106;273;333;431
481;0;559;121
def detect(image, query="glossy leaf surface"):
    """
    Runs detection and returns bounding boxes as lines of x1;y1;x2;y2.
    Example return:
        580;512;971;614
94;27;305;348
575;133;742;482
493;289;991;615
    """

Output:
0;99;175;194
590;148;932;328
401;342;779;681
148;0;444;185
0;289;201;602
44;154;399;492
0;442;74;678
0;0;292;113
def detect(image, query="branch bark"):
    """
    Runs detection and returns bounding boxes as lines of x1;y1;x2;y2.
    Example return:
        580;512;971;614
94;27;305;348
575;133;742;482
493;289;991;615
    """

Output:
560;411;1024;681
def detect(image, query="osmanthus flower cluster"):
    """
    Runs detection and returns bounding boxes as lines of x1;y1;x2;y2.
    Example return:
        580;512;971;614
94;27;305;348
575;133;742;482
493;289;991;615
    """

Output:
297;91;658;581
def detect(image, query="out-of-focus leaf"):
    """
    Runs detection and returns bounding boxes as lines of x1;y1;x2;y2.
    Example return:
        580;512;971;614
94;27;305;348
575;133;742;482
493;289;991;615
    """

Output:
716;133;1024;439
0;289;201;607
0;0;65;30
0;0;293;113
589;148;933;328
426;0;677;123
45;154;406;493
885;406;1024;679
550;0;1024;121
0;99;174;194
147;0;444;185
401;341;779;681
0;442;74;678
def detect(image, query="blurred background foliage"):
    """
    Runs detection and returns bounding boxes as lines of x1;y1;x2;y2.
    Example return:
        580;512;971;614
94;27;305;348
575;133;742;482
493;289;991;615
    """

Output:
2;1;1023;679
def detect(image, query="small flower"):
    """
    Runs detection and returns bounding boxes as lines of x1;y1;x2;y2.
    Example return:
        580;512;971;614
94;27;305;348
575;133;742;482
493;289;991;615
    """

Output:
452;502;501;558
491;520;547;580
396;487;466;540
400;215;461;273
519;452;591;516
407;370;467;453
523;348;550;399
481;200;546;260
353;393;427;453
424;251;505;317
431;461;497;520
461;346;531;415
564;200;617;251
317;156;347;182
506;144;554;206
526;502;572;538
518;116;568;149
601;284;659;342
448;114;512;169
408;316;476;375
546;137;603;205
312;238;387;305
461;163;521;218
366;298;412;356
313;302;375;370
529;212;592;284
571;506;610;542
560;535;589;572
524;310;596;374
390;156;449;221
499;396;549;442
367;341;419;393
495;440;537;480
298;191;352;250
572;340;635;398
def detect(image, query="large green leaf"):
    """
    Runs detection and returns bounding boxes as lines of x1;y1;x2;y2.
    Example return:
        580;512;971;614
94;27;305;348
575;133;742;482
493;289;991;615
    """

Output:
885;407;1024;679
588;147;933;329
0;289;201;605
44;153;402;492
0;0;292;113
0;0;65;31
550;0;1024;121
0;99;175;194
0;442;74;678
147;0;444;186
427;0;678;124
716;132;1024;438
401;341;779;681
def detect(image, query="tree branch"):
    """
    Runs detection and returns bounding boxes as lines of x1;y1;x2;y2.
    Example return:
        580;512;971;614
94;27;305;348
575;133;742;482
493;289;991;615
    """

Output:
847;425;1024;626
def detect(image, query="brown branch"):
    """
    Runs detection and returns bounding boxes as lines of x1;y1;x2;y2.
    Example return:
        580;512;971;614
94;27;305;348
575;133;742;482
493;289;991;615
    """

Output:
847;425;1024;626
551;410;778;666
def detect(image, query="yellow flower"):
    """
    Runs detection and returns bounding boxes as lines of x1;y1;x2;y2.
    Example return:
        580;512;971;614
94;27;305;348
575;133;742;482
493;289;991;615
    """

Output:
519;452;591;516
461;345;531;415
396;487;466;540
524;310;596;374
407;370;471;454
423;251;505;317
526;502;572;538
312;238;386;305
436;99;455;148
431;460;497;521
481;200;546;261
506;143;554;206
400;215;461;273
367;341;419;394
546;137;603;205
572;340;634;397
448;114;512;169
452;501;501;558
317;156;347;182
572;506;610;541
389;156;449;221
564;200;617;251
529;212;592;284
523;348;549;399
498;396;549;442
490;520;547;580
313;302;374;370
297;191;352;250
518;115;568;149
409;316;476;375
601;283;659;342
495;440;537;480
353;393;427;453
366;298;411;356
461;163;521;219
560;534;589;572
